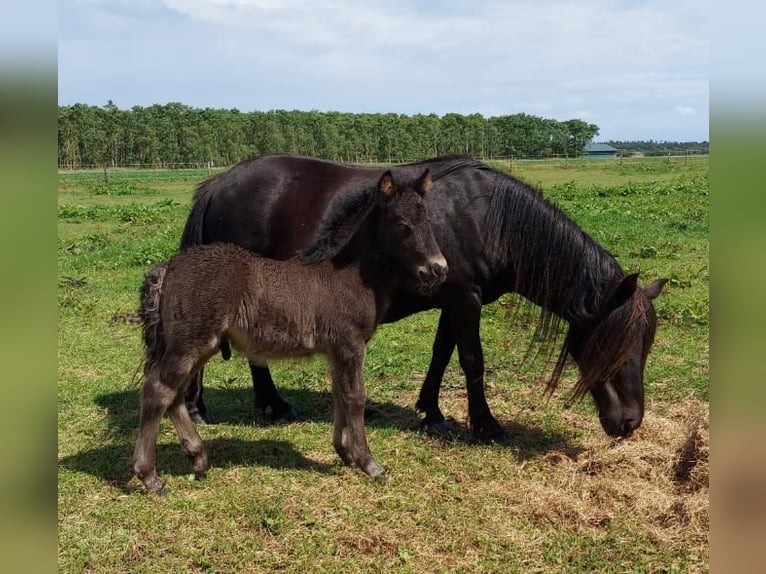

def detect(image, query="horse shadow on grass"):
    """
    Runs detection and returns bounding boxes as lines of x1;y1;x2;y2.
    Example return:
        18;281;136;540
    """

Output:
58;437;335;493
59;386;582;488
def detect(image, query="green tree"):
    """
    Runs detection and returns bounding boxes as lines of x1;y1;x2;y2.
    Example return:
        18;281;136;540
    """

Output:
57;104;603;166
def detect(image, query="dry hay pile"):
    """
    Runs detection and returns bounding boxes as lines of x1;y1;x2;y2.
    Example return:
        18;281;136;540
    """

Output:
512;399;708;555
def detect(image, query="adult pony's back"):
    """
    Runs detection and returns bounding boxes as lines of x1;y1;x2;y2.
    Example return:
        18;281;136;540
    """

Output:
180;153;666;439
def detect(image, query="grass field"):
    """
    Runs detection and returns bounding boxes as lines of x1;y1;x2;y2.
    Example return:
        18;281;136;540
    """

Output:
58;156;709;572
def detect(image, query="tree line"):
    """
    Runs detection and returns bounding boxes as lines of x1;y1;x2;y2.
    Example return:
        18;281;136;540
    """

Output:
58;102;602;168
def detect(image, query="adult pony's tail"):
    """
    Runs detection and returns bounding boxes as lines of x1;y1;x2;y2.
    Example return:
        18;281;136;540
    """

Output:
178;174;234;361
179;175;220;248
138;263;168;372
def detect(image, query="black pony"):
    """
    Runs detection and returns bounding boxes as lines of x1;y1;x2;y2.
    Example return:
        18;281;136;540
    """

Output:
180;154;666;439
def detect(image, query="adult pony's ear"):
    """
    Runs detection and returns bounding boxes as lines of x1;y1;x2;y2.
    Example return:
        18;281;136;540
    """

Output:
378;171;396;198
606;272;639;313
417;168;432;196
644;278;668;300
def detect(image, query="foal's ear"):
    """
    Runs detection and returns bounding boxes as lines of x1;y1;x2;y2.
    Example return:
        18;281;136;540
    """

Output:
417;169;432;196
378;171;396;198
644;278;668;300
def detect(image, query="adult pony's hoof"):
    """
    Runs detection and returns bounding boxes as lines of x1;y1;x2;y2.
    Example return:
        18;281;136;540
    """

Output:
420;417;454;440
472;416;506;442
194;471;207;481
190;412;212;425
261;403;299;423
188;404;215;425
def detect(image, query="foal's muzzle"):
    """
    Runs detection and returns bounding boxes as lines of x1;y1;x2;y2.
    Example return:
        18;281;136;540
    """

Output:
417;257;448;287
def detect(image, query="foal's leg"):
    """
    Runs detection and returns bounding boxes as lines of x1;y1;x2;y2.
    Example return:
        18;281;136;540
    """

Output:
133;366;182;495
328;342;385;478
167;391;209;481
415;310;456;437
331;384;352;466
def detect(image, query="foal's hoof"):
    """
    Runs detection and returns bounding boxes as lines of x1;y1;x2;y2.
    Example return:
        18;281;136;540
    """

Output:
194;471;207;481
365;461;387;480
147;477;167;496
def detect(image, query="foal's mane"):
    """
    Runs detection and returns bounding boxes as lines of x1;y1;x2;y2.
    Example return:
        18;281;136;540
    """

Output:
298;182;380;263
297;156;484;264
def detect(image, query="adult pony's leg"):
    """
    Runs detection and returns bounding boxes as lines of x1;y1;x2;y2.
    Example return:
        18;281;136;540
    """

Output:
415;311;456;437
185;362;298;425
133;366;181;495
447;288;505;440
167;393;209;481
185;368;213;425
328;343;385;478
250;363;298;422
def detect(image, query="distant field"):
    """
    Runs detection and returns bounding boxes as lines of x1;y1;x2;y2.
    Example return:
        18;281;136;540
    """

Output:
58;156;708;572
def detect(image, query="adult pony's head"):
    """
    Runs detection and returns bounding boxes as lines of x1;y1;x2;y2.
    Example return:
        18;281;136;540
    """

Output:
557;273;667;437
300;168;447;293
481;166;667;438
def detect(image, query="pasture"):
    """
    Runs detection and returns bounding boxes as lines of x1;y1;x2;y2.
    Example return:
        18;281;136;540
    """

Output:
58;156;709;572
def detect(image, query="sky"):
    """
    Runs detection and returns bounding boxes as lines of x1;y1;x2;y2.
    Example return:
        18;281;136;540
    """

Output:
58;0;710;142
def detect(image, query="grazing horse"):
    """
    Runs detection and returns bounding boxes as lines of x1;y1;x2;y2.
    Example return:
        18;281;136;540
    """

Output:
133;170;447;494
180;154;667;440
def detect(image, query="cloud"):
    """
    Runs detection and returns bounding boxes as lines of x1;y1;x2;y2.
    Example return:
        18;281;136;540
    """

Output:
58;0;710;141
675;105;697;117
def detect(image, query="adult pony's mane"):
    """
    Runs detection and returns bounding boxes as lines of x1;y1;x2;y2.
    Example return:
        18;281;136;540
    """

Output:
477;164;653;398
403;154;487;181
297;182;380;263
482;167;620;320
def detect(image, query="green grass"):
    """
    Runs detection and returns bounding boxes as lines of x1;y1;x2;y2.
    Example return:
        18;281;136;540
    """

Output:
58;157;709;572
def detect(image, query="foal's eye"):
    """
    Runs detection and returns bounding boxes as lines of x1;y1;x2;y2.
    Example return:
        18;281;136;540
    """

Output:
396;221;413;234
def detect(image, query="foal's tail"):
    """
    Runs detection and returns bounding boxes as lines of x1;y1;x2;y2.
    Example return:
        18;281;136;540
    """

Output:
138;263;168;372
